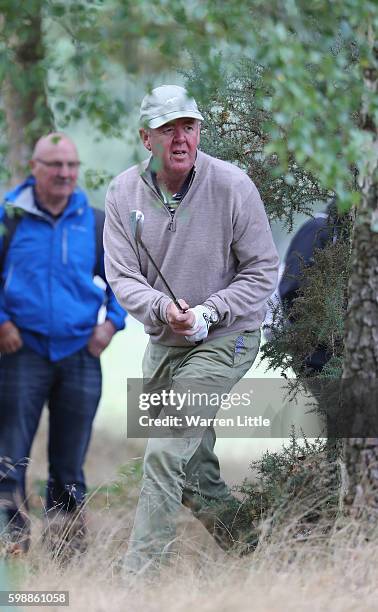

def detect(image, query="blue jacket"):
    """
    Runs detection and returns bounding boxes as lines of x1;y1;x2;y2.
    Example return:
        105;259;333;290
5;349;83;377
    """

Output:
0;176;126;361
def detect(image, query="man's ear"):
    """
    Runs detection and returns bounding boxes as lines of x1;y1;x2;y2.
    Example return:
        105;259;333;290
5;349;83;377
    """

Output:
139;128;151;151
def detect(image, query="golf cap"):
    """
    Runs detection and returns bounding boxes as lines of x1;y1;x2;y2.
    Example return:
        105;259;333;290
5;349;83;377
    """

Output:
139;85;204;129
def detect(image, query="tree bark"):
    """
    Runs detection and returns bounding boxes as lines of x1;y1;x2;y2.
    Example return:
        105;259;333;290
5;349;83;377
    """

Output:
342;38;378;521
342;209;378;520
0;2;54;184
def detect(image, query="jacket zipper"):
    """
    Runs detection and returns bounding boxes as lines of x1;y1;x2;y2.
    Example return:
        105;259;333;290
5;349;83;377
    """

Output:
141;174;173;220
140;175;177;232
165;169;196;231
62;228;68;264
167;207;175;232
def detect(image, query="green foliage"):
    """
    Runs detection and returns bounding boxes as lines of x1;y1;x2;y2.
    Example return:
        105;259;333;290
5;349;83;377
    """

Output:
0;0;53;150
238;429;340;538
0;0;248;177
1;0;375;211
0;139;8;182
85;460;144;510
186;58;331;228
262;236;352;379
30;459;143;512
83;168;113;191
245;0;378;210
0;207;24;238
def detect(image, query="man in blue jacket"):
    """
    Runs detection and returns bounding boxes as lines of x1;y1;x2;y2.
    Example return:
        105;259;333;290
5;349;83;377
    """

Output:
0;133;126;557
279;203;339;373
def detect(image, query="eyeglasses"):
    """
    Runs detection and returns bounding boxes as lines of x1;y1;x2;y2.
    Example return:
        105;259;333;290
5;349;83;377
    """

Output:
35;158;81;170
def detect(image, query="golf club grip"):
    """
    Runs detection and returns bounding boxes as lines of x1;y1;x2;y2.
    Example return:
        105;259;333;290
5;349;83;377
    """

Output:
139;239;186;313
173;299;187;313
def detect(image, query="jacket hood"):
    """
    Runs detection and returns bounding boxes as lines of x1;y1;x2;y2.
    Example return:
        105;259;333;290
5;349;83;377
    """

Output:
4;175;89;217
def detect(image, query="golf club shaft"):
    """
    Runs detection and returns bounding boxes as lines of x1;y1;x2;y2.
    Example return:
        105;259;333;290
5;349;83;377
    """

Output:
139;238;186;313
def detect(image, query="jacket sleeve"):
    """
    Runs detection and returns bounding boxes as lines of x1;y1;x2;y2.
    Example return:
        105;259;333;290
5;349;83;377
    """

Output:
104;285;127;331
103;185;172;327
279;217;329;313
97;253;127;331
0;206;11;326
0;292;10;326
204;183;279;327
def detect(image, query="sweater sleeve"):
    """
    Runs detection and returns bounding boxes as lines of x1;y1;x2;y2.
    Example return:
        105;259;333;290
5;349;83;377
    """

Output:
103;185;172;327
204;183;279;327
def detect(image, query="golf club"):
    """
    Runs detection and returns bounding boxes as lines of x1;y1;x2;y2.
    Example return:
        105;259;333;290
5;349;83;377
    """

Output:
130;210;186;313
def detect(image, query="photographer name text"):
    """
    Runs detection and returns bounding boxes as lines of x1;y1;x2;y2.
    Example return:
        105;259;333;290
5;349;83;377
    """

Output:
138;415;270;428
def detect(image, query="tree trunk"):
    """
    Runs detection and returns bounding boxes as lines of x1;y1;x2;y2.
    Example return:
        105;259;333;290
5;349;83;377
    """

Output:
0;2;54;185
342;208;378;520
342;39;378;521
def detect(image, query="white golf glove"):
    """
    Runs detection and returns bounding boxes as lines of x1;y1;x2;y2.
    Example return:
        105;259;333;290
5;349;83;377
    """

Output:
185;305;213;343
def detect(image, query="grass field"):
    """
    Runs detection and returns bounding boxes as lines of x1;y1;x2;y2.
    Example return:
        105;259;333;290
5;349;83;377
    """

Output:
4;451;378;612
3;320;375;611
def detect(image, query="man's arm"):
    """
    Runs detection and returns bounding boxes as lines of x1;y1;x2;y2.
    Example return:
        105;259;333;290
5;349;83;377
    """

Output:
104;283;128;331
0;206;9;326
0;289;10;327
0;206;23;353
87;320;116;358
103;186;172;327
87;255;127;358
203;184;279;327
279;217;329;313
95;248;128;333
0;320;23;353
86;275;126;358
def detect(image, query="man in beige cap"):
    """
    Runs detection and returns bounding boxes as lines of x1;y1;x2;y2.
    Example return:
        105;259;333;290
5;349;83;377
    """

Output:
104;85;279;574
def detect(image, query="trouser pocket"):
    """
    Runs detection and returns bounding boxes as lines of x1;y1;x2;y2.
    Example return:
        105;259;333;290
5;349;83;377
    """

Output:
232;329;261;368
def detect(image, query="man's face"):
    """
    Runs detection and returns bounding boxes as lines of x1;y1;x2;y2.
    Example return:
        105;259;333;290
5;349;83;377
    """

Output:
30;138;80;204
140;118;200;182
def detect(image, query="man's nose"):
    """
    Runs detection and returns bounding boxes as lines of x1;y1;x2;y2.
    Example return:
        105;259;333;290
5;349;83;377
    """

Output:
57;163;72;177
172;127;186;141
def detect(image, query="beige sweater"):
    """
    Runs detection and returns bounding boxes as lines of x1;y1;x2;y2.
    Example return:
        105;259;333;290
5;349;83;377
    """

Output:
104;150;279;346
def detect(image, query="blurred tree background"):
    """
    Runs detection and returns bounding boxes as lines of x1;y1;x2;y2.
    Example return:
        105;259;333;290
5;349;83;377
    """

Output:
0;0;377;519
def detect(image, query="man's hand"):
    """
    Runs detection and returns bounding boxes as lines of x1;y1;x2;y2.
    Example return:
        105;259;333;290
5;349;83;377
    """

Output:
166;300;195;335
0;321;23;354
184;305;212;343
87;320;116;357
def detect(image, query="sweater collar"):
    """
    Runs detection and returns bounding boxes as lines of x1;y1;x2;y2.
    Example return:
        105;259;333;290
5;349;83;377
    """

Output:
141;151;199;196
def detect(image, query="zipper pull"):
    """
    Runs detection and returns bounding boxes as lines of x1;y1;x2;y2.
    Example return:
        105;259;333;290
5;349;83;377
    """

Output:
168;212;176;232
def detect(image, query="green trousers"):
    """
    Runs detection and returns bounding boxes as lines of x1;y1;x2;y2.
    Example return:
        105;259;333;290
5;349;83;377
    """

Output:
124;329;260;573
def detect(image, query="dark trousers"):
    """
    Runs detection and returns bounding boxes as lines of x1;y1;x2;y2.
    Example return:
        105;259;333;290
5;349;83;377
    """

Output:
0;345;102;512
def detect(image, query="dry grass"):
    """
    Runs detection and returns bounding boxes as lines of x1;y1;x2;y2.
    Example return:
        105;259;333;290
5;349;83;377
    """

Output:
8;522;378;612
2;423;378;612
